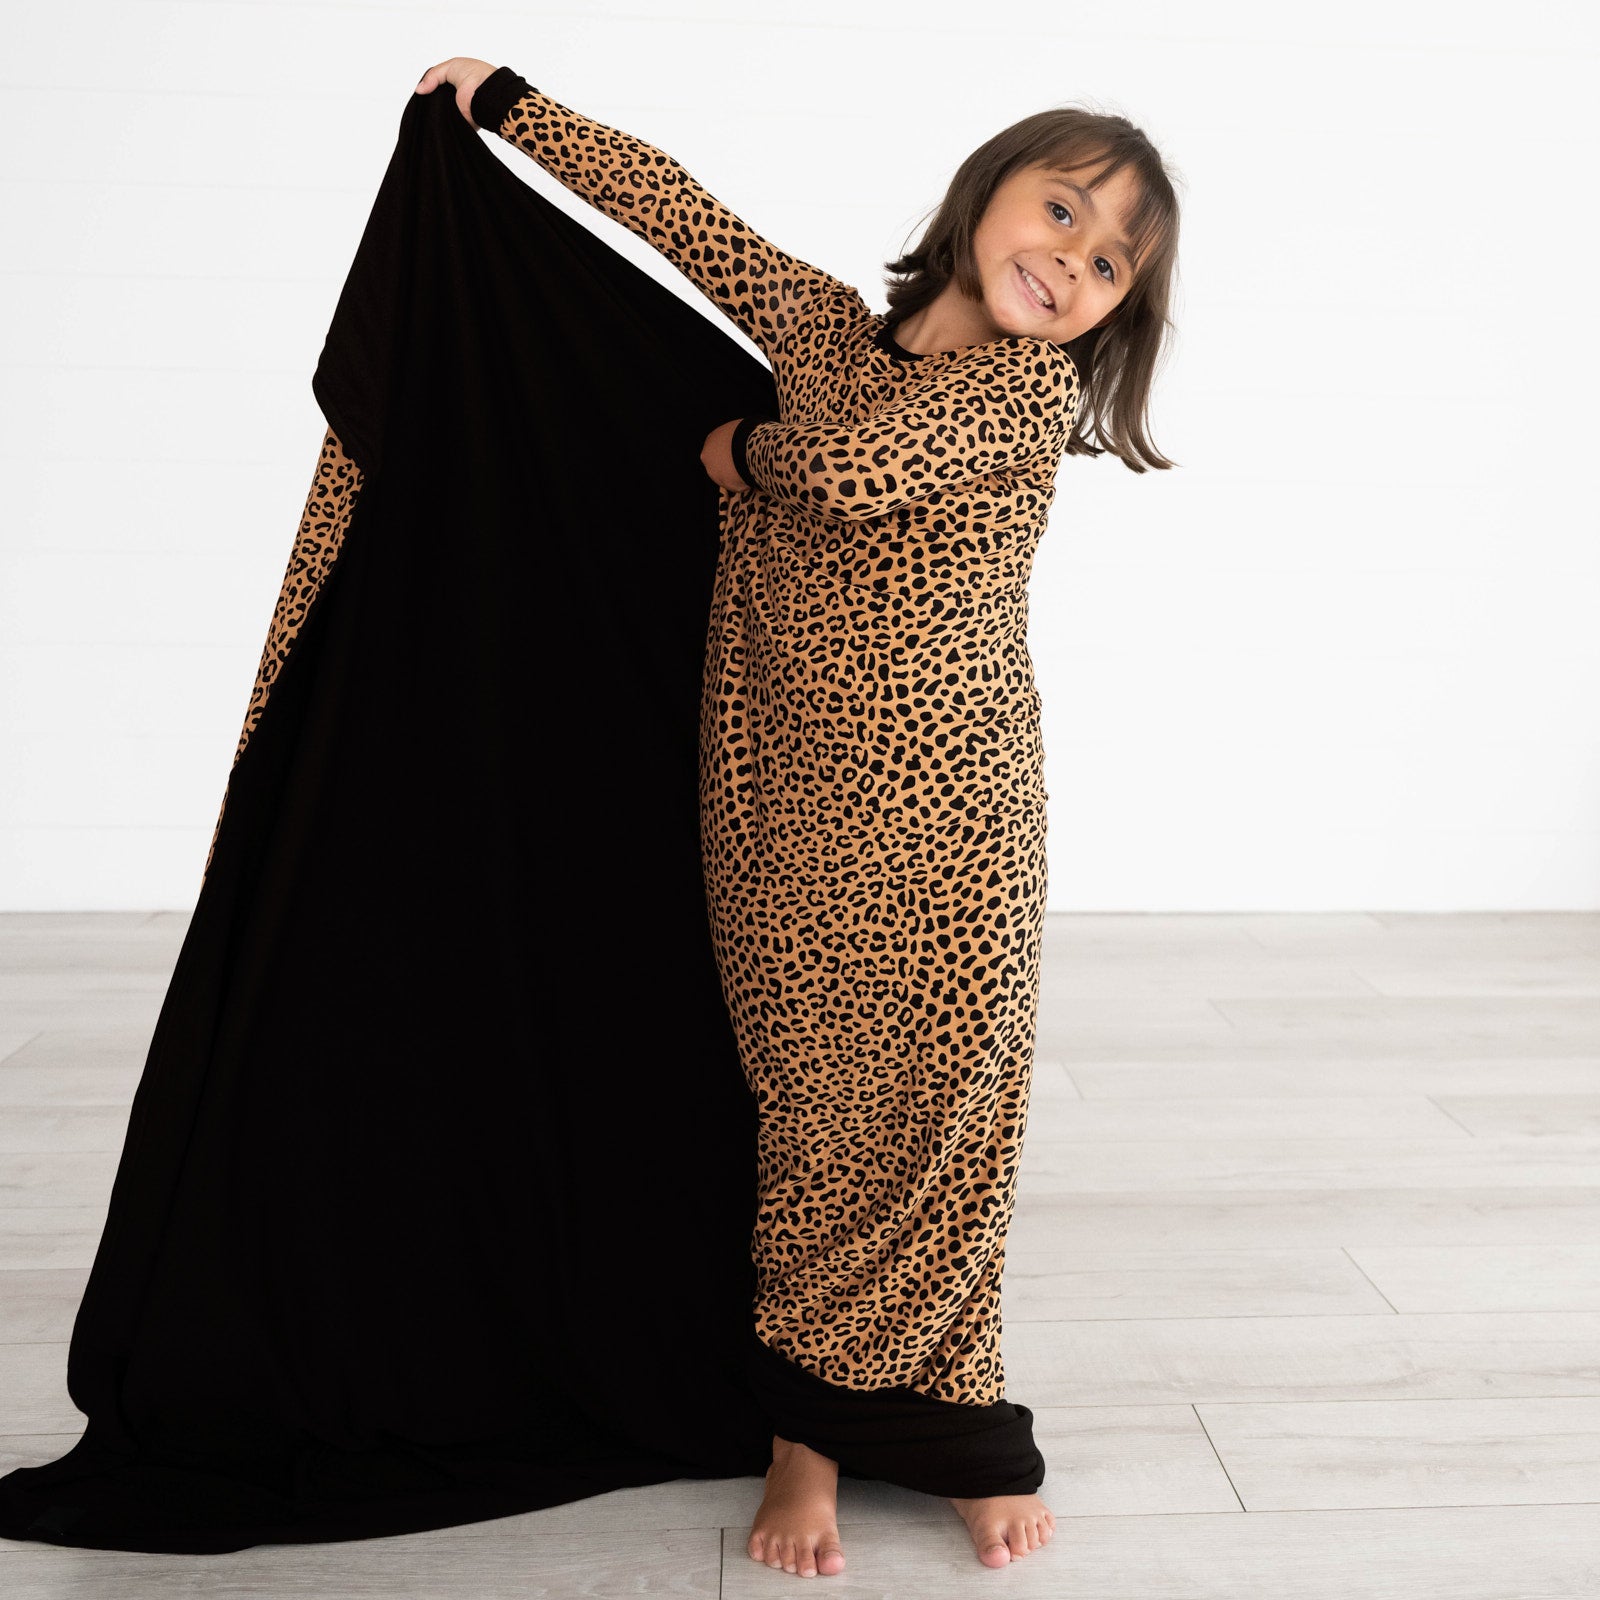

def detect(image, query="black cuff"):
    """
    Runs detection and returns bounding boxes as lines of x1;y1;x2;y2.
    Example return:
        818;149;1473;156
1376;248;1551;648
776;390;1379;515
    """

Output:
730;414;776;489
471;65;534;135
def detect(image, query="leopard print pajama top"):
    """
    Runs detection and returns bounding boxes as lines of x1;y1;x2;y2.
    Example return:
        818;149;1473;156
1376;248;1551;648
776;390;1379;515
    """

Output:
480;73;1080;1409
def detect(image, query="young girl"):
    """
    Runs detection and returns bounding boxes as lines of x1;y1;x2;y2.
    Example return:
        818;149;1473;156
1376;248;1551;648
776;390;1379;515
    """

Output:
419;54;1179;1580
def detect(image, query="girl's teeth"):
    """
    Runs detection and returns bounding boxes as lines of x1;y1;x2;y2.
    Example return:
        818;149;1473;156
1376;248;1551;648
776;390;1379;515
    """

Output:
1020;266;1053;308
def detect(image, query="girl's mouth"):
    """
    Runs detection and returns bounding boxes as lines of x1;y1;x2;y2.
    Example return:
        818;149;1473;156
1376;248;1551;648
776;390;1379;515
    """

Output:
1016;262;1055;312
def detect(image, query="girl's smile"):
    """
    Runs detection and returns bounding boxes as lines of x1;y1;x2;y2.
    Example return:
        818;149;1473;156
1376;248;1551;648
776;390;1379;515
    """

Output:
1016;262;1056;312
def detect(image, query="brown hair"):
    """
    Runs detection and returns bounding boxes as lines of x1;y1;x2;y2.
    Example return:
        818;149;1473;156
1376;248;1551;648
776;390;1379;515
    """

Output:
883;107;1183;473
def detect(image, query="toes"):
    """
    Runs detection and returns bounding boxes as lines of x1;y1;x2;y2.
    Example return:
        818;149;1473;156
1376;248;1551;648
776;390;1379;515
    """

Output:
982;1539;1012;1567
798;1535;840;1578
751;1518;849;1576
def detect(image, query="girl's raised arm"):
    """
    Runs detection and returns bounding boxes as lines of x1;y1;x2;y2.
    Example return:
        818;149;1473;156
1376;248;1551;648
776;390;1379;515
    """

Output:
470;66;846;363
729;342;1082;522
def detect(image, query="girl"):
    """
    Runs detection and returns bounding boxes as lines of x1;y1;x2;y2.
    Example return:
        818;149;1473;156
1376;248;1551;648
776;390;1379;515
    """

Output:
419;54;1180;1580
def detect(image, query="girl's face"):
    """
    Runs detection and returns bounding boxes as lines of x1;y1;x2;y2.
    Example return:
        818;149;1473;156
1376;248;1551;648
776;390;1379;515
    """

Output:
971;159;1143;344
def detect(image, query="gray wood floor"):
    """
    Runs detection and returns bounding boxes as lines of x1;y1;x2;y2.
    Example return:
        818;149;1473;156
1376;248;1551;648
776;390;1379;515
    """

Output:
1;910;1598;1596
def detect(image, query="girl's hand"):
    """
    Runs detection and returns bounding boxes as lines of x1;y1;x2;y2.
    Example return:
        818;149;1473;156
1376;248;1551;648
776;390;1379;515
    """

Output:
414;58;499;129
701;419;750;491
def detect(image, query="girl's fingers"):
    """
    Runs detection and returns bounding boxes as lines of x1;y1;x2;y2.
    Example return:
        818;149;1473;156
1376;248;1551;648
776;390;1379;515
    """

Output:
416;60;489;127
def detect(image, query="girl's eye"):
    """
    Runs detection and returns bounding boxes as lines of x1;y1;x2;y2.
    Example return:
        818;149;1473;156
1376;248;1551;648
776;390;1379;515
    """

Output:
1046;200;1117;283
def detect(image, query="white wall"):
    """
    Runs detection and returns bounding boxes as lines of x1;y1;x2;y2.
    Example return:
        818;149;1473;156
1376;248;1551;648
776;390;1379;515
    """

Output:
2;2;1596;911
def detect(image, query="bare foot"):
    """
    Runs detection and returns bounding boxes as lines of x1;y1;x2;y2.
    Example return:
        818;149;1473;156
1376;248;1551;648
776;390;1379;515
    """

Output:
746;1434;847;1578
948;1492;1056;1567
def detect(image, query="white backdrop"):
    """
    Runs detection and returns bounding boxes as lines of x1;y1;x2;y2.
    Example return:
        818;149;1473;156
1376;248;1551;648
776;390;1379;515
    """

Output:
2;1;1596;911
